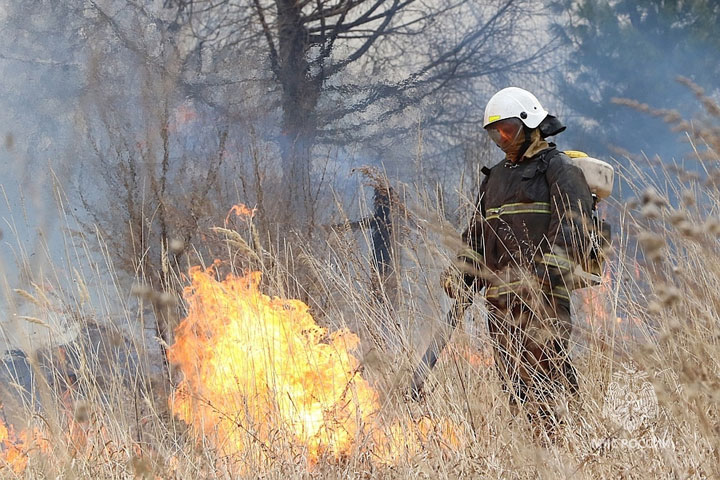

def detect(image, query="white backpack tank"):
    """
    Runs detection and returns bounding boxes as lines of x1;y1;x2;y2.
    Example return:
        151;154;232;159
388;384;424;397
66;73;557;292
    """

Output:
563;150;614;287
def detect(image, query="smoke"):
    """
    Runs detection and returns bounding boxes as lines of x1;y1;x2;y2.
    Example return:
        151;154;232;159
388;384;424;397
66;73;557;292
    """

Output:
0;0;716;350
0;2;84;318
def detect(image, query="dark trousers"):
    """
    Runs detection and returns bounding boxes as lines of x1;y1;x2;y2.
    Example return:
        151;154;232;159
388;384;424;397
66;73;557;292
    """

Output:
487;296;578;423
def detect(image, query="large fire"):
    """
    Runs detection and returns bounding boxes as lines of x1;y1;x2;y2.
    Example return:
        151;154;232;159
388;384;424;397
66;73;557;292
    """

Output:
168;266;462;468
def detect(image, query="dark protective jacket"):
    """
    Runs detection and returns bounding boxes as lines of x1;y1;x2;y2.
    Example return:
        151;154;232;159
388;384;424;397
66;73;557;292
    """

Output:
458;146;594;307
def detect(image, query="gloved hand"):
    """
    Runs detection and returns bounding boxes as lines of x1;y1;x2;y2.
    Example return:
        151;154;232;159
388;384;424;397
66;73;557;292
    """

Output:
442;265;476;301
534;263;566;289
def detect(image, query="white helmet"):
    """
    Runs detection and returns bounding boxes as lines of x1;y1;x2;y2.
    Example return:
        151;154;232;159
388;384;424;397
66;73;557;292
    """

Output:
483;87;548;129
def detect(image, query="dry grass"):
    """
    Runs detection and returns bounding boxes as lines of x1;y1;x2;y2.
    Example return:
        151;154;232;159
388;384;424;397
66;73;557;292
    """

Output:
0;91;719;479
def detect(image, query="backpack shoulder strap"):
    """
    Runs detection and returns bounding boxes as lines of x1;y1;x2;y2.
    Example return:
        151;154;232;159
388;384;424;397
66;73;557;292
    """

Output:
537;145;563;174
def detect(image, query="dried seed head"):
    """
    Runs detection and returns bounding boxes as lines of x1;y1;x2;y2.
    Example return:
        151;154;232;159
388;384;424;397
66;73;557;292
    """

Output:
131;455;153;479
74;402;90;423
130;284;153;300
656;283;681;307
554;401;570;422
704;218;720;236
667;318;682;332
13;289;43;307
641;203;661;220
668;210;686;226
169;238;185;255
648;301;662;315
158;291;177;307
681;189;696;207
706;168;720;186
675;220;696;237
642;187;665;207
638;232;665;259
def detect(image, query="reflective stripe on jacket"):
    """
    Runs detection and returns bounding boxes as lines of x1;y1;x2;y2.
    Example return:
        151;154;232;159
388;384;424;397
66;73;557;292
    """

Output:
485;281;570;302
460;146;594;306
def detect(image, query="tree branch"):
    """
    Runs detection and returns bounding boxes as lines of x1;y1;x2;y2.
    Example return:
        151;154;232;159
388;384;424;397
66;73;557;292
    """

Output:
252;0;280;76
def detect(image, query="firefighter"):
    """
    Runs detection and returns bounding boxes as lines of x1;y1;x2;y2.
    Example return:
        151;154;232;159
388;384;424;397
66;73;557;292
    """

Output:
446;87;594;430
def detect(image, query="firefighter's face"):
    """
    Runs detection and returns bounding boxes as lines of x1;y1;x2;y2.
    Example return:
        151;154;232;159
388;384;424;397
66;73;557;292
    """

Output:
486;118;523;152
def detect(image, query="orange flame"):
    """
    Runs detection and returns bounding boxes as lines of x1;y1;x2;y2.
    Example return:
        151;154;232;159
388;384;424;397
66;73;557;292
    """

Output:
169;267;382;463
168;267;463;468
225;204;256;225
442;343;494;369
578;267;614;327
0;417;49;474
0;420;28;474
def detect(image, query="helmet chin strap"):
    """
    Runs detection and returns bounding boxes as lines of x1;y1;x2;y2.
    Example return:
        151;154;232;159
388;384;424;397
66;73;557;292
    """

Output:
510;126;533;163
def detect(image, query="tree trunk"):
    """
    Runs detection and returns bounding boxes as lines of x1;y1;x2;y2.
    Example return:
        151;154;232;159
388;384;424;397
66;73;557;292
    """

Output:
276;0;321;224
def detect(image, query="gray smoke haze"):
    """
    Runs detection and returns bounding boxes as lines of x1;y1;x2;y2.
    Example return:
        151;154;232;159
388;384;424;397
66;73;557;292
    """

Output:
0;0;716;350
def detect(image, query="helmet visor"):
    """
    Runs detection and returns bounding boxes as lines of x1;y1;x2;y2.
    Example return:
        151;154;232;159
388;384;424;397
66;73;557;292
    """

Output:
486;118;523;150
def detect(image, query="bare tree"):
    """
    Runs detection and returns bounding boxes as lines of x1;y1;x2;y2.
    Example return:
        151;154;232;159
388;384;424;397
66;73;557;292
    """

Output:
153;0;551;216
69;13;248;365
2;0;553;361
